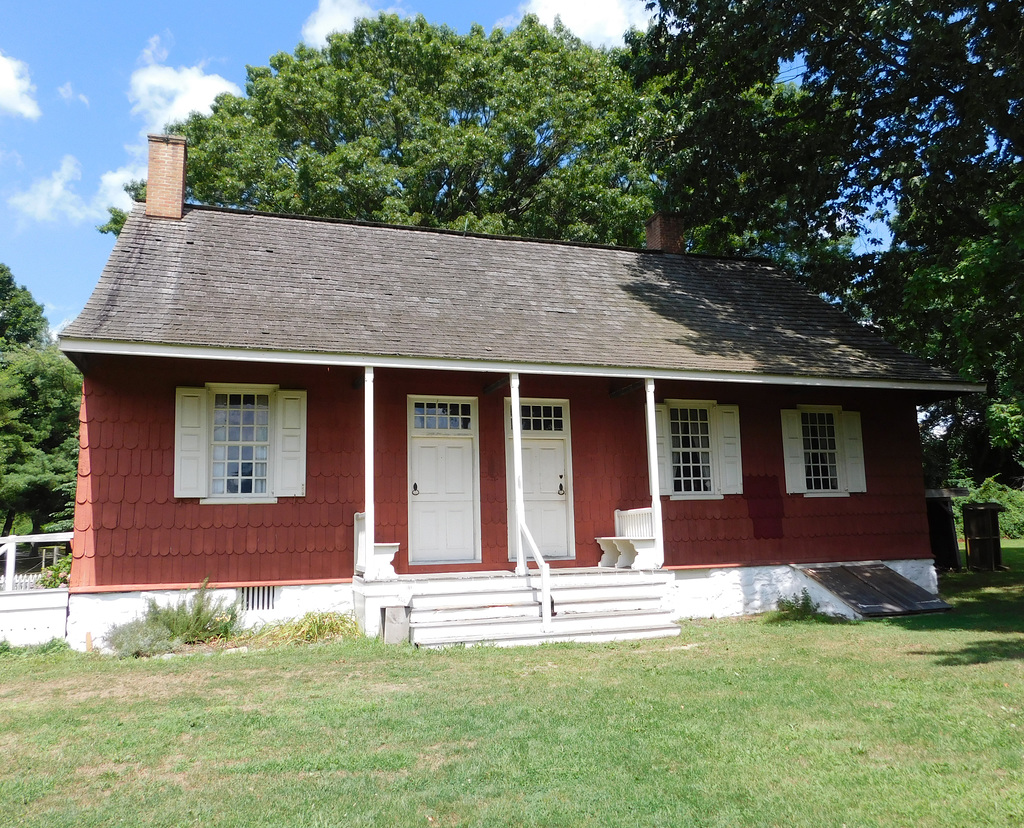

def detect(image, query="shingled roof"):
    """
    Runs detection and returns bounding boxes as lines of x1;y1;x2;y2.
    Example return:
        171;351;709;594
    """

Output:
62;203;969;390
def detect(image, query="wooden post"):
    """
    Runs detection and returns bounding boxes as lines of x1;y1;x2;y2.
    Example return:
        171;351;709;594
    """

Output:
510;373;526;575
644;378;665;568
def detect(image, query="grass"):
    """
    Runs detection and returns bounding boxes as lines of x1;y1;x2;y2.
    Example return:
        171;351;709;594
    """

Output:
1;546;1022;827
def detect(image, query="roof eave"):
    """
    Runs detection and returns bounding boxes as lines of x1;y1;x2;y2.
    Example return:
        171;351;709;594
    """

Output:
58;337;984;395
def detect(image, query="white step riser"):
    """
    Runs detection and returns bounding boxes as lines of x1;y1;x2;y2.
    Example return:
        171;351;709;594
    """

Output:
531;573;673;589
410;591;538;610
410;611;677;645
550;585;665;602
405;578;531;599
411;585;663;612
554;597;664;615
410;604;542;624
409;595;663;625
417;625;682;649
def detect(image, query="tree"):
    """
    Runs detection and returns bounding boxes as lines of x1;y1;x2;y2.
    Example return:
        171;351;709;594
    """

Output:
0;263;48;348
0;266;82;534
177;14;654;246
97;180;146;238
633;1;1024;483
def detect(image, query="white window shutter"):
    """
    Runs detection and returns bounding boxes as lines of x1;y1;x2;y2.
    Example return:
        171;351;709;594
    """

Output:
174;387;208;499
275;390;307;497
654;404;672;496
715;404;743;494
780;409;806;494
842;411;866;492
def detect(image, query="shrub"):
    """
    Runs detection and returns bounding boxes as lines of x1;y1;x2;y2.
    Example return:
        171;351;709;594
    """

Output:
244;612;359;647
38;553;72;589
775;589;821;620
104;580;242;657
105;619;179;658
952;477;1024;539
769;589;845;623
145;579;241;644
0;638;72;658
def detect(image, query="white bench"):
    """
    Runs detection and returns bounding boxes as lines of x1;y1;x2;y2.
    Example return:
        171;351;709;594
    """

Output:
596;508;659;569
353;512;400;581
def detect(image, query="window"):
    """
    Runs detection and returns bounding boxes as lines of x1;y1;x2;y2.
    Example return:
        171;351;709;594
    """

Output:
412;399;473;431
521;404;564;432
174;385;307;502
781;407;866;496
655;401;743;498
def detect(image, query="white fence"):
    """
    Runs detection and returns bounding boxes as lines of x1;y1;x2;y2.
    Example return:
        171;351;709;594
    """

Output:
0;532;73;646
1;532;74;592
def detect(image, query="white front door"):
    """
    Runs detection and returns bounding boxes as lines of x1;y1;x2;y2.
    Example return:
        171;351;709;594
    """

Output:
408;398;480;564
507;400;574;560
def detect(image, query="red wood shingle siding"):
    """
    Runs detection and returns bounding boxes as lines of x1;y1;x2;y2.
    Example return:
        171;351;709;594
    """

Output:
71;357;931;591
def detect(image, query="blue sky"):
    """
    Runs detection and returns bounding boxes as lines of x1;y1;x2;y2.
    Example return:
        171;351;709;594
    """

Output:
0;0;653;331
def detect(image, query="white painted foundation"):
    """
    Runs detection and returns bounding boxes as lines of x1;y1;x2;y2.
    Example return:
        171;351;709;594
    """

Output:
22;558;938;650
0;588;69;646
66;583;354;651
665;559;938;621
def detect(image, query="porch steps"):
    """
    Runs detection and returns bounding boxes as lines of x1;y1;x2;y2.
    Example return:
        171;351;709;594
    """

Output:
405;569;680;647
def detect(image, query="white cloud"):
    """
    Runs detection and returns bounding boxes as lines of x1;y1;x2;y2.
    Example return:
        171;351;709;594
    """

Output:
7;155;90;222
7;155;145;225
57;81;89;106
8;36;237;226
140;33;170;66
128;35;241;136
302;0;379;46
0;50;41;119
516;0;653;47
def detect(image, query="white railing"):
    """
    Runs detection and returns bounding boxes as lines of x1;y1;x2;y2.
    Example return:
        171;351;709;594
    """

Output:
1;532;74;592
518;519;552;630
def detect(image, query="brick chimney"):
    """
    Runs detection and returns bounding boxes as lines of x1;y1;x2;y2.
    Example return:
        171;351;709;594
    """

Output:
145;134;187;219
644;213;687;254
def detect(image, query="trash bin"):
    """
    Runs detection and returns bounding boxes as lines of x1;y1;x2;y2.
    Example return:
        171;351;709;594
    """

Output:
962;502;1006;571
926;488;967;570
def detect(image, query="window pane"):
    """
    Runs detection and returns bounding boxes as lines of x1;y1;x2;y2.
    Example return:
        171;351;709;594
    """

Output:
211;391;272;497
801;411;839;490
670;406;713;493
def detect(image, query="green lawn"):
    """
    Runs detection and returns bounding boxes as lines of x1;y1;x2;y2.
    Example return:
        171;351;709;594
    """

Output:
2;547;1022;828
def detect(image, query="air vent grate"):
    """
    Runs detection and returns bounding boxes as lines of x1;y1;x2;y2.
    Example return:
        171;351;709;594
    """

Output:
240;585;277;612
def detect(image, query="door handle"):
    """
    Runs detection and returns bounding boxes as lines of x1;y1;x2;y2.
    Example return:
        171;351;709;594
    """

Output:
412;483;419;496
558;482;565;496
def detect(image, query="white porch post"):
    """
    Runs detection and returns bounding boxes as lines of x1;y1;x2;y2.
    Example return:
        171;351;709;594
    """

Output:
3;541;15;592
644;378;665;568
364;366;375;559
509;372;527;575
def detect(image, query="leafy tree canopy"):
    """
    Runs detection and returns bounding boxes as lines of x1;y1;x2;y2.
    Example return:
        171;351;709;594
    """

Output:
177;14;654;246
633;0;1024;482
0;263;48;349
0;266;81;534
97;180;146;237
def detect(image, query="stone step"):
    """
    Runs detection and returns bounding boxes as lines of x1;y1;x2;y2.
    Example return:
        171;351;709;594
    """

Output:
415;621;682;649
529;570;674;589
409;590;538;611
409;609;678;647
551;595;665;615
549;583;667;603
409;602;542;624
409;593;666;625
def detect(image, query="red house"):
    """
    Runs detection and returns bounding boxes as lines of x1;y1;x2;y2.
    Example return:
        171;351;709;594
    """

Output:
58;136;975;647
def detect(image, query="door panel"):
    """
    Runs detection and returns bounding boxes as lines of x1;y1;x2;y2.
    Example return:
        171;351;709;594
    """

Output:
410;437;477;563
507;400;574;560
